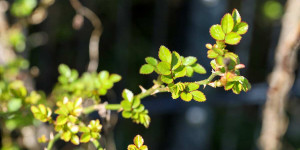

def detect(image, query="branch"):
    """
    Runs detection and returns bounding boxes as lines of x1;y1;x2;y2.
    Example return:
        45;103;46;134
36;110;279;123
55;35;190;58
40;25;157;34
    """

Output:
46;133;61;150
258;0;300;149
69;0;103;72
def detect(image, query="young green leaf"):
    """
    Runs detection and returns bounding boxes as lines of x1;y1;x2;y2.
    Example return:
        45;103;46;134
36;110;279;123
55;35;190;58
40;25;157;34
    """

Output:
128;145;138;150
134;135;144;148
157;62;171;75
183;56;197;66
191;91;206;102
99;71;109;81
122;89;134;102
232;22;248;35
80;133;91;143
221;13;234;33
180;92;193;102
161;75;173;84
122;111;132;118
110;74;122;82
225;32;242;45
191;64;206;74
207;50;219;59
171;51;181;70
232;9;241;25
121;100;132;111
186;66;194;77
58;64;71;77
212;47;224;55
187;83;199;91
145;57;158;66
158;45;172;63
173;66;186;78
216;41;226;49
71;135;80;145
56;115;68;125
210;25;225;40
140;64;154;74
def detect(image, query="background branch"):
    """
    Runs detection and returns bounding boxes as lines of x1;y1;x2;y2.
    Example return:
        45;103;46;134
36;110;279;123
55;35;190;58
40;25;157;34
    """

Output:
259;0;300;149
69;0;103;72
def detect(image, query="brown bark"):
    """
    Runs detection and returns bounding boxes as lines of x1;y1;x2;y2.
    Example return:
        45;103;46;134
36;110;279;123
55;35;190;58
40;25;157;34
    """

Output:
259;0;300;149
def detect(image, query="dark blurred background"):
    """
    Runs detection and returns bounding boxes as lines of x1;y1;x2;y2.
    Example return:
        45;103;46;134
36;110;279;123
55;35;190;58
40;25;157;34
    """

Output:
25;0;300;149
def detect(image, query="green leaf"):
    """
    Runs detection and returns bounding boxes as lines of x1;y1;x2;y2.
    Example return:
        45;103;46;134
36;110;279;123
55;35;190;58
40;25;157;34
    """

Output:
139;64;154;74
99;70;109;81
183;56;197;66
71;135;80;145
187;83;199;91
186;66;194;77
158;45;172;63
69;69;78;82
8;98;22;112
173;66;186;78
140;145;149;150
58;64;71;77
62;131;72;142
171;51;181;70
122;111;132;118
192;64;206;74
225;82;235;90
232;82;242;94
157;62;171;75
232;22;248;35
221;13;234;33
161;75;173;84
210;60;217;70
216;56;224;66
216;41;226;49
225;32;241;45
212;47;224;55
142;114;150;128
79;126;90;133
191;91;206;102
207;50;219;59
11;0;37;17
180;92;193;102
134;105;145;113
80;133;91;143
132;98;141;109
56;115;68;125
232;9;241;25
210;25;225;40
145;57;158;66
109;74;122;82
224;52;240;64
121;100;132;111
128;145;138;150
134;135;144;148
122;89;134;102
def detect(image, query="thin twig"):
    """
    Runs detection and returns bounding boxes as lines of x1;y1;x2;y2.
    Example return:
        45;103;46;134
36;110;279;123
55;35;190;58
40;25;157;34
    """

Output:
69;0;103;72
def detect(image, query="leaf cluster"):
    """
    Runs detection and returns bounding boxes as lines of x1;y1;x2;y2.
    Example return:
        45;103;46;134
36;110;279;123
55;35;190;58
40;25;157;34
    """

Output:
140;46;207;102
120;89;150;128
54;64;121;102
128;135;148;150
31;97;103;145
205;9;251;94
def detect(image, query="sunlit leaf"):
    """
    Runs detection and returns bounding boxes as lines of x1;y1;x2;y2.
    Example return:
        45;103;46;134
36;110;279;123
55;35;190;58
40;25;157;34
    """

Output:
210;25;225;40
221;13;234;33
158;45;172;63
225;32;241;45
